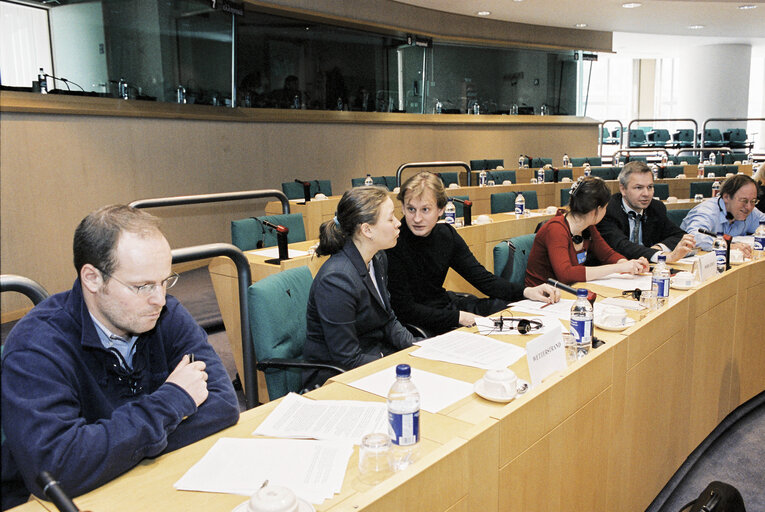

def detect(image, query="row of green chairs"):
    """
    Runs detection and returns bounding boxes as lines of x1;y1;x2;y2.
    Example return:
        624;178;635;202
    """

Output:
570;157;603;166
281;180;333;200
490;191;539;213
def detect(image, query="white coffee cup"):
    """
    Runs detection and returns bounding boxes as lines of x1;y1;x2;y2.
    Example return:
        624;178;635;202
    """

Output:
597;305;627;326
666;196;678;203
561;177;572;182
675;174;686;179
680;161;689;165
496;165;504;170
482;368;517;397
730;249;744;264
726;173;735;178
448;183;460;189
545;206;558;215
502;180;513;186
314;193;327;200
393;187;401;193
673;271;695;287
734;160;742;165
244;485;300;512
475;214;492;224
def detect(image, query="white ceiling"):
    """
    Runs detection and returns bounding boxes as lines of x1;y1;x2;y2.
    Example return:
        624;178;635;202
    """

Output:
394;0;765;50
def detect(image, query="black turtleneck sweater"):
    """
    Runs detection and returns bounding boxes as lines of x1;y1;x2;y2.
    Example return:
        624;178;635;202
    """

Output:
386;219;524;333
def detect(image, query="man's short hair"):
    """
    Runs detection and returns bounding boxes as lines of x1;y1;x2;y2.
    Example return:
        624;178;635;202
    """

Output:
618;161;652;188
720;174;757;199
397;171;449;209
73;205;163;276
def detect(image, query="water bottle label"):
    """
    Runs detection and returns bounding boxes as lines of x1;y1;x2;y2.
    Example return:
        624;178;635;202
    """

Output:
389;411;419;446
479;175;486;186
715;249;726;269
570;318;591;343
754;236;765;252
584;168;591;177
445;212;455;224
515;203;524;215
652;276;669;298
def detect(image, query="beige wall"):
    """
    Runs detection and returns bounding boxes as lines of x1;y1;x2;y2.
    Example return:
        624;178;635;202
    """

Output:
0;98;598;313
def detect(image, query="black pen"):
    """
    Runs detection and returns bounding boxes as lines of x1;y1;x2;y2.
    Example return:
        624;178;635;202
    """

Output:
188;353;195;363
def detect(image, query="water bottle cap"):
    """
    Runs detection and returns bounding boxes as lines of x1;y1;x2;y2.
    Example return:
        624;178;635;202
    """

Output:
396;364;411;377
576;288;588;297
717;232;723;236
658;254;666;262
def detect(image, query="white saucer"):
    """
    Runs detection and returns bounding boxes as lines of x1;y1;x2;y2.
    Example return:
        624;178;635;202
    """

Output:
594;317;636;332
670;279;697;290
233;497;315;512
730;259;748;266
474;379;529;403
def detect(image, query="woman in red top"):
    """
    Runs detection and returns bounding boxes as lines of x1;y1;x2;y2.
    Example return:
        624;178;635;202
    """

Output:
525;177;649;287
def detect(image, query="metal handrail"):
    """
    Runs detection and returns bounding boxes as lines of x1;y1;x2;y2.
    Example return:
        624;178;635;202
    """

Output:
627;118;699;151
170;243;258;410
0;274;50;306
396;161;472;187
129;189;290;214
701;117;765;149
613;148;671;159
598;119;624;156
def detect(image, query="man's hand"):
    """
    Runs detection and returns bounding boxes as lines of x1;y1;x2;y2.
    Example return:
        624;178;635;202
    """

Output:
666;234;695;263
166;355;209;407
731;241;753;259
458;311;478;327
523;283;560;303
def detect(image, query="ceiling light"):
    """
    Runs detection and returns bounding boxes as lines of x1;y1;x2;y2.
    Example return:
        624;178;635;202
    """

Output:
477;11;491;16
622;2;642;8
575;23;588;28
738;4;757;9
513;0;524;3
687;24;705;29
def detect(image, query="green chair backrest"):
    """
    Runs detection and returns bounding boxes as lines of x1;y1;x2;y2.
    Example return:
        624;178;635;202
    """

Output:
704;165;728;177
653;183;669;200
437;172;460;187
486;170;516;184
704;128;724;144
663;165;685;178
248;266;313;401
351;176;388;188
625;155;647;163
231;214;307;251
667;208;691;227
531;158;552;168
689;182;713;198
722;153;747;164
570;157;587;167
560;188;571;207
649;129;671;146
281;180;332;200
470;159;504;170
670;155;699;165
629;130;647;147
443;195;469;218
490;191;517;214
493;234;535;286
544;169;573;182
516;190;538;210
591;167;618;180
724;129;747;143
383;176;397;191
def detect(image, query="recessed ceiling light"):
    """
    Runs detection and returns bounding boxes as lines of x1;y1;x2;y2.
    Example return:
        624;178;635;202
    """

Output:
477;10;491;16
687;24;705;29
738;4;757;9
513;0;524;3
575;23;588;28
622;2;642;8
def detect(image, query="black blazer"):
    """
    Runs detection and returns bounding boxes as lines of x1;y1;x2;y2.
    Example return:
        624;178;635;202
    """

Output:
597;193;686;261
303;240;413;389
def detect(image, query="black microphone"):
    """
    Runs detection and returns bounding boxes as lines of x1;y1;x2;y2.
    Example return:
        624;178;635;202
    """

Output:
547;278;597;305
697;227;717;238
36;471;80;512
261;220;290;262
294;179;311;203
451;197;473;226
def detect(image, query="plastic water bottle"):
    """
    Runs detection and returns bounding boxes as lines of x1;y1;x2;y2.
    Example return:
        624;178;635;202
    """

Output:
753;221;765;260
613;154;620;167
387;364;420;471
710;152;716;165
511;103;519;115
713;232;727;274
514;192;525;215
444;198;456;225
583;163;591;177
38;68;48;94
537;168;545;183
472;102;480;115
652;254;670;308
697;161;705;178
518;154;525;169
562;154;570;168
435;99;442;114
569;289;592;359
651;165;659;180
661;154;668;166
479;169;487;187
364;174;374;186
712;179;721;198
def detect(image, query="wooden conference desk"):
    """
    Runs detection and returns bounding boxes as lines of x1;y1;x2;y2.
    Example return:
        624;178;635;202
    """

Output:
28;258;763;512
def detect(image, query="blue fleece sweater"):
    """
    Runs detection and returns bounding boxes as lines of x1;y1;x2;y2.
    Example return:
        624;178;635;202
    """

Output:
1;279;239;510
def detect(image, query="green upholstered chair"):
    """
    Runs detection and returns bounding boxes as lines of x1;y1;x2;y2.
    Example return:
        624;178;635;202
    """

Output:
721;153;747;165
647;129;671;147
437;172;461;187
628;130;649;148
560;188;571;207
530;157;552;168
669;155;700;165
490;192;517;214
516;190;538;210
624;155;647;163
672;129;695;148
486;170;516;184
586;156;603;166
667;208;691;228
248;266;344;401
704;165;728;177
702;128;725;148
591;167;618;180
281;180;332;200
383;176;397;191
493;234;535;287
689;182;713;198
570;157;587;167
663;165;685;179
231;214;307;251
723;129;749;149
351;176;388;188
470;159;504;170
544;168;573;182
653;183;669;200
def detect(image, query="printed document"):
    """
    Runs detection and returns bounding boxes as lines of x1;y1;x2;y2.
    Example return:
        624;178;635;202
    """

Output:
412;330;526;369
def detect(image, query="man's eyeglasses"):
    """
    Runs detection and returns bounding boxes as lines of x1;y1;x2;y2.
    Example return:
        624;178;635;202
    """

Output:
735;197;759;206
98;269;179;297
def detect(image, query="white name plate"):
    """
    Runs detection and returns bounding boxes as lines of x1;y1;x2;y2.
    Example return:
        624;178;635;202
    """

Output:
525;324;566;388
693;252;717;283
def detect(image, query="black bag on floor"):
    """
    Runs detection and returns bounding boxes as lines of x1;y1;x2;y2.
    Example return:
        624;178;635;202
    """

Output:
683;481;746;512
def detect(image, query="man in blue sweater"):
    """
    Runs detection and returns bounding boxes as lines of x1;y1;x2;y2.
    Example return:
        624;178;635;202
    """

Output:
1;205;239;510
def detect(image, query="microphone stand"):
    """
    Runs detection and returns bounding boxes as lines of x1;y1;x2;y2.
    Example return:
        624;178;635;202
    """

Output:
294;179;311;203
261;219;290;264
697;228;733;270
451;197;473;226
